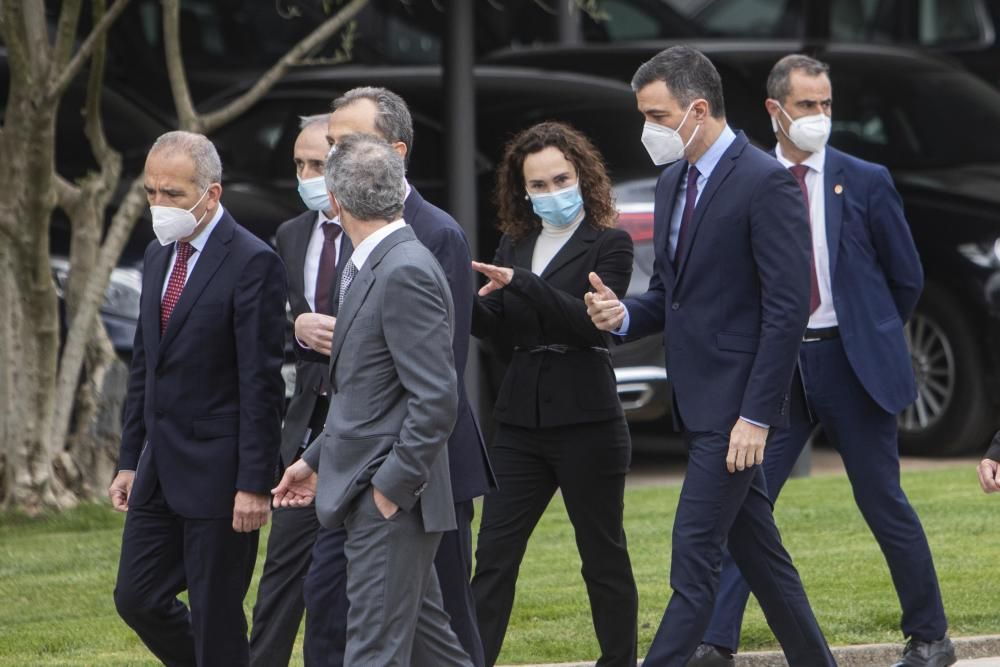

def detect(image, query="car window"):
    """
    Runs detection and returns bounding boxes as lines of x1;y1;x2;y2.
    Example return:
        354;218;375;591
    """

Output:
830;65;1000;168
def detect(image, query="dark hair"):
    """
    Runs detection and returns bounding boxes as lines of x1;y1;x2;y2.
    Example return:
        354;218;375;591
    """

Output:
494;122;617;241
631;45;726;119
331;86;414;164
767;54;831;102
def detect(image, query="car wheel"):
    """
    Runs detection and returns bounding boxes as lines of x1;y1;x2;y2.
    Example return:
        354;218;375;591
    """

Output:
898;284;993;455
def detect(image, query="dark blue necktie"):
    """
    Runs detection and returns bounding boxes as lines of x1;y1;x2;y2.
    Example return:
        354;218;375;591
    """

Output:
673;164;700;265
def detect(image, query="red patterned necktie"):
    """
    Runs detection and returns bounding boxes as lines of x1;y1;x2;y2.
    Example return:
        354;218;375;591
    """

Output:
789;164;821;315
161;241;194;335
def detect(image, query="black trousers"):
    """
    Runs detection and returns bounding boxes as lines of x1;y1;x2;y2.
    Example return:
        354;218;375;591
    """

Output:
303;500;484;667
471;419;638;667
248;504;321;667
114;483;258;667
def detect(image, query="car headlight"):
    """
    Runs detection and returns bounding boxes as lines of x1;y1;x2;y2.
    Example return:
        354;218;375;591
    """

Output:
103;267;142;319
958;238;1000;268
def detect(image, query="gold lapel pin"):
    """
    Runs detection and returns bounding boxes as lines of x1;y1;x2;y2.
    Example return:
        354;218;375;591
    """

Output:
834;184;844;195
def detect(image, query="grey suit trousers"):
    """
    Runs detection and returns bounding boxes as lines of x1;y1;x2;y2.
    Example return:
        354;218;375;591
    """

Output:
343;488;472;667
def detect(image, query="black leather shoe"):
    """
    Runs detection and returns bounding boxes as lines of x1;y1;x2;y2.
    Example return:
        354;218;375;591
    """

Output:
688;643;734;666
890;637;957;667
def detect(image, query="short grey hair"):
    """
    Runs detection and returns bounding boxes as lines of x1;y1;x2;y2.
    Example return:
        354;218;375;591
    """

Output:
331;86;414;164
149;131;222;190
299;113;330;130
324;134;405;222
631;45;726;119
767;54;831;102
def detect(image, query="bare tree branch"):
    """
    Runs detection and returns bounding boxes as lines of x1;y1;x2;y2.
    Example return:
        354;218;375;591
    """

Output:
198;0;370;133
50;0;124;458
21;0;51;79
54;174;82;214
82;0;116;166
49;0;132;99
161;0;198;130
0;1;31;79
51;0;84;72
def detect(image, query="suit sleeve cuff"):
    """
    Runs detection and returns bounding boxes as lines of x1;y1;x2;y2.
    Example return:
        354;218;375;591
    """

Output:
613;306;631;336
740;416;770;429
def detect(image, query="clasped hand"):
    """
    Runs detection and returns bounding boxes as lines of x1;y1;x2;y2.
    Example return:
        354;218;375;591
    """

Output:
584;272;625;331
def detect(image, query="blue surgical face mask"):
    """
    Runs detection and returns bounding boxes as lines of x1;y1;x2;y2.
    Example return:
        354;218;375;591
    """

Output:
297;175;332;212
528;183;584;227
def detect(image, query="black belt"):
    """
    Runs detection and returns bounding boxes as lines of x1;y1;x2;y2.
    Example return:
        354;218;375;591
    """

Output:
513;344;609;355
802;326;839;342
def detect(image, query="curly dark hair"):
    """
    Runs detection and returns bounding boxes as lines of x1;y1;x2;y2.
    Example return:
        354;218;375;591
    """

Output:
495;121;618;240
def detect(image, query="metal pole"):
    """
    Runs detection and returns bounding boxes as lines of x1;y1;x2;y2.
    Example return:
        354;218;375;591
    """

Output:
443;0;483;418
557;0;582;45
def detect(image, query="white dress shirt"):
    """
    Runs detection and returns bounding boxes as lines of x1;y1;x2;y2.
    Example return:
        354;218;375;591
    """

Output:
775;144;837;329
160;204;225;300
303;210;342;312
349;219;407;272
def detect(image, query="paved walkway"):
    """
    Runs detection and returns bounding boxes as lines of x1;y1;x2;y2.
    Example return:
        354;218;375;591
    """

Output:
503;635;1000;666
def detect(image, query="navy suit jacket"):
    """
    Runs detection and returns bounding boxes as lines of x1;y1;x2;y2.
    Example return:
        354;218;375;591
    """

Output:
119;210;288;519
624;131;811;432
404;186;496;502
820;146;922;415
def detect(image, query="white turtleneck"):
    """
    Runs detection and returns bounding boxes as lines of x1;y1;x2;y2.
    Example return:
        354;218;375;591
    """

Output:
530;212;584;275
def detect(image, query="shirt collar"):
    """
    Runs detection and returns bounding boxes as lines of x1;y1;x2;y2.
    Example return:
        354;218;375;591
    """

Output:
186;204;224;254
693;124;736;180
350;219;407;271
775;142;826;174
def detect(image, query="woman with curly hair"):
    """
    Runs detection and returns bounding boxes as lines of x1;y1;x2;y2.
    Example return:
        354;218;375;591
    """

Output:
470;121;638;666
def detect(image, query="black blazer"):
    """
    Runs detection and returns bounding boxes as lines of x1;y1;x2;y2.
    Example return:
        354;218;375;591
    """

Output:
402;187;496;502
273;210;353;470
473;221;633;429
986;431;1000;462
119;211;288;519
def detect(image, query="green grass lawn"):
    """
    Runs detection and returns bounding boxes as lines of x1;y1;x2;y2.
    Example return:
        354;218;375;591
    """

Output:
0;465;994;666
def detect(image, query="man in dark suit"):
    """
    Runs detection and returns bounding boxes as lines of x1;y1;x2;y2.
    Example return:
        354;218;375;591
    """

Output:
586;46;835;666
273;133;471;666
249;114;353;667
694;54;953;667
295;87;495;667
109;131;287;666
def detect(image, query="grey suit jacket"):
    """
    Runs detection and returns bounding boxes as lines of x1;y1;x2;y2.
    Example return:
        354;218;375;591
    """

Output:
302;225;458;533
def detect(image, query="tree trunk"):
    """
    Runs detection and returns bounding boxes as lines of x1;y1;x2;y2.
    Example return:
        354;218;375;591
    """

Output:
0;102;73;511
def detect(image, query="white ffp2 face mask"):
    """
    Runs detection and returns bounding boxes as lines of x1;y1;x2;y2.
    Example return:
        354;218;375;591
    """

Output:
150;188;210;245
641;104;700;165
772;106;832;154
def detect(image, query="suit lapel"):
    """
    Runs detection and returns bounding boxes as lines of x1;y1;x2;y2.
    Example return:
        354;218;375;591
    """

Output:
513;229;541;271
159;213;234;353
824;149;845;280
540;221;598;279
288;213;315;312
655;165;684;284
675;134;745;281
328;227;414;374
142;243;171;357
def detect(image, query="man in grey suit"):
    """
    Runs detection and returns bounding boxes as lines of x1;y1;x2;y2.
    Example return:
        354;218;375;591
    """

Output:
273;133;472;666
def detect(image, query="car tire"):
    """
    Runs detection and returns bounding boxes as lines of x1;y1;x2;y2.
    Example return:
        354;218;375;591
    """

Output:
898;283;993;455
